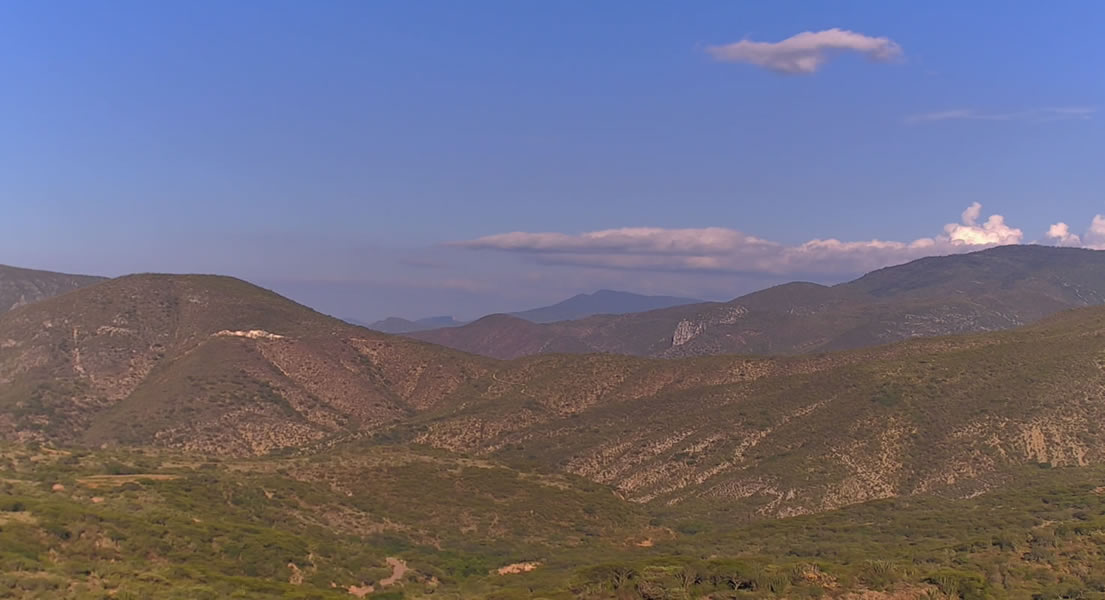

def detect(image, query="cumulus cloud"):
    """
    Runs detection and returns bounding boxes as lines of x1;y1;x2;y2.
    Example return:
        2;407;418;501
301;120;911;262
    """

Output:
455;203;1028;277
706;28;902;74
1049;215;1105;250
1046;222;1082;247
906;107;1095;124
1090;216;1105;249
943;202;1023;245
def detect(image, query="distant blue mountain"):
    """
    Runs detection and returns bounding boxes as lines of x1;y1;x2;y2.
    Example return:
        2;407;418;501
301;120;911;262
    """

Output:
359;315;465;334
357;290;702;333
509;289;702;323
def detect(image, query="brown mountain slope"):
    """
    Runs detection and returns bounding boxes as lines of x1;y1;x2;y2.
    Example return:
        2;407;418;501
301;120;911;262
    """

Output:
407;306;1105;515
0;274;492;453
0;263;105;314
7;272;1105;521
411;244;1105;359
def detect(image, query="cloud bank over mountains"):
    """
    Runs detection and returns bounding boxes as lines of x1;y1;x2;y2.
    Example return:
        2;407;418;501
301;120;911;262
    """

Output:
457;204;1105;278
706;28;902;74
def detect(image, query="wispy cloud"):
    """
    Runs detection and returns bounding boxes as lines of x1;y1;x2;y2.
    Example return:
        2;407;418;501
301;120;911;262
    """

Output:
455;203;1025;277
706;28;902;75
906;107;1095;124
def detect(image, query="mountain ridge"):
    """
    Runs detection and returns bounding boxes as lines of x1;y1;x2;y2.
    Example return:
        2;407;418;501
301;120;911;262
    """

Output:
0;263;105;315
361;315;465;333
411;244;1105;359
363;289;703;333
510;289;702;323
5;267;1105;521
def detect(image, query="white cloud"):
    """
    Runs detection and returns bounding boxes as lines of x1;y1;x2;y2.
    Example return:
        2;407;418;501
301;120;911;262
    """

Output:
906;107;1095;124
1051;215;1105;250
1090;216;1105;249
706;28;902;74
456;204;1027;277
943;202;1022;245
1046;222;1082;247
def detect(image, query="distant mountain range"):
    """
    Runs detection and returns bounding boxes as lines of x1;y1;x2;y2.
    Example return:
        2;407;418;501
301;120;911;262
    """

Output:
509;289;702;323
9;255;1105;595
5;259;1105;514
362;289;701;333
0;263;105;314
411;245;1105;359
356;315;465;333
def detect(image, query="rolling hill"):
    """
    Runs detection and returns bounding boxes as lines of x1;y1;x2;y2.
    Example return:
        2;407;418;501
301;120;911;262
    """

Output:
6;270;1105;597
0;263;105;315
0;273;492;454
411;245;1105;359
4;268;1105;516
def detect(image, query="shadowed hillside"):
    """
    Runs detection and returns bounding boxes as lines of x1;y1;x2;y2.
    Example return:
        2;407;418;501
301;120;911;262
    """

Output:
0;264;105;315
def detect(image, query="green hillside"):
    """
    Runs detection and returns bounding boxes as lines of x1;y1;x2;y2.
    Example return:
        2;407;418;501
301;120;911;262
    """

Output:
4;443;1105;599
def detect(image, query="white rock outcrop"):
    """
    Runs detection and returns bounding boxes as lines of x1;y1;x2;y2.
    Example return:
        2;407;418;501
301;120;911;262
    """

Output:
214;329;285;340
672;320;705;346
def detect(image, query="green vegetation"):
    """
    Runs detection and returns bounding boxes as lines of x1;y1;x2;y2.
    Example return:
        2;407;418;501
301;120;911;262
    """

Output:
4;443;1105;599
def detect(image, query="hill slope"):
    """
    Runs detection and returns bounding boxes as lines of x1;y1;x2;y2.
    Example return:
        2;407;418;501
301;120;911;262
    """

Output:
0;274;491;454
0;264;105;314
412;245;1105;359
7;271;1105;521
8;443;1105;599
6;288;1105;597
404;305;1105;515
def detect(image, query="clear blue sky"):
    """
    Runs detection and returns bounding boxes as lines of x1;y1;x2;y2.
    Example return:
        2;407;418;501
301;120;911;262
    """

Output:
2;1;1103;320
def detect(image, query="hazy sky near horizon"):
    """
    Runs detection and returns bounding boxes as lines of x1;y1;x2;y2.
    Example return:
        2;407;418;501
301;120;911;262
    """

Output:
3;1;1104;320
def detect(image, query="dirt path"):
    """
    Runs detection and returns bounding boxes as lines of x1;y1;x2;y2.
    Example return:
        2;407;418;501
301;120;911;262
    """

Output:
379;557;408;586
346;557;408;598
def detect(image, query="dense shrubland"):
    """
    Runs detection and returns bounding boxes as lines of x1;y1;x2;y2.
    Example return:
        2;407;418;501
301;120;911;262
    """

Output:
3;443;1105;599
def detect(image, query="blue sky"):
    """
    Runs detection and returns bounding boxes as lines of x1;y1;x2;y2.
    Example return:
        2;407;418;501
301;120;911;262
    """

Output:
2;1;1103;320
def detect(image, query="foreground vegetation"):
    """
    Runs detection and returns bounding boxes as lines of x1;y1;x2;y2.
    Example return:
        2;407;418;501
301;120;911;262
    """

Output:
2;442;1105;599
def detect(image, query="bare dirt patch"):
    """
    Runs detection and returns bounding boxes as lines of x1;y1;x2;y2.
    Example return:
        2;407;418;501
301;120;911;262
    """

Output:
345;557;407;597
496;562;541;575
347;583;373;598
0;512;36;525
379;557;409;586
